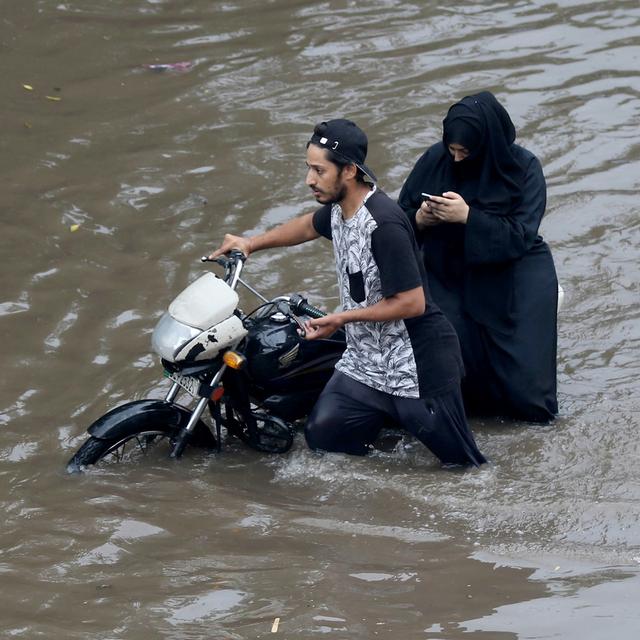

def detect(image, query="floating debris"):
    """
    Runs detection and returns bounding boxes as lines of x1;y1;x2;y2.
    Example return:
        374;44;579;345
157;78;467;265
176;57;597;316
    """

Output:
22;84;34;91
143;62;193;72
271;617;280;633
70;224;80;232
46;95;62;102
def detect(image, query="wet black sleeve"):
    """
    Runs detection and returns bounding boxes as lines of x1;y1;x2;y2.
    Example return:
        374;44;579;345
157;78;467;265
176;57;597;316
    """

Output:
312;204;333;240
371;221;423;298
397;151;430;235
464;150;547;264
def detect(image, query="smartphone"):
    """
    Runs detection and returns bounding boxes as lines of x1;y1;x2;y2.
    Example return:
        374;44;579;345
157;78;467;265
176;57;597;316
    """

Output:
421;192;433;201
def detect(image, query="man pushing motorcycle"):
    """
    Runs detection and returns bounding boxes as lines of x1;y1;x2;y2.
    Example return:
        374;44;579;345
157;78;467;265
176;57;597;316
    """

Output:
209;119;486;467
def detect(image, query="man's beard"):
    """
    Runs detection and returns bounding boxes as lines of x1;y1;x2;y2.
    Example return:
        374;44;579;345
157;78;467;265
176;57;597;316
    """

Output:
314;181;347;204
331;183;347;203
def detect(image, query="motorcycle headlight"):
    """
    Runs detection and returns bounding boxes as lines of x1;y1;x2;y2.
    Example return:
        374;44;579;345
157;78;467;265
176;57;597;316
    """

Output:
151;312;200;362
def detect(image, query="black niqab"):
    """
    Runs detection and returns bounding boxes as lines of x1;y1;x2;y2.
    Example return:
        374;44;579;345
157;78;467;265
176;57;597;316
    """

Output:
430;91;525;213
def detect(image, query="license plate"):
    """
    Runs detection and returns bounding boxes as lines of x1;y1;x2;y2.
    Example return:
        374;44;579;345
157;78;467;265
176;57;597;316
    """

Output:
165;371;201;397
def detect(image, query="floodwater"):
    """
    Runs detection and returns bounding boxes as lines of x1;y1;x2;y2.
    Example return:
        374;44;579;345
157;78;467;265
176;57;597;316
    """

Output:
1;0;639;637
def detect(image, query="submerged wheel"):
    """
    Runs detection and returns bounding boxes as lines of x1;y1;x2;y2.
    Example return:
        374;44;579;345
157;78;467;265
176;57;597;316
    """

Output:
66;400;218;472
67;426;180;471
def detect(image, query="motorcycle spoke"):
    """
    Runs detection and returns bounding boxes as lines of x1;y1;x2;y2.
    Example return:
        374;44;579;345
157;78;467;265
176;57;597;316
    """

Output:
103;432;172;463
134;435;149;454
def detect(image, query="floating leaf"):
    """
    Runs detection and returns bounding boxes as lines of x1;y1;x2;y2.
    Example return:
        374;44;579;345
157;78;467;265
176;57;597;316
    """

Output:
24;121;32;129
46;95;62;102
23;84;34;91
70;224;80;232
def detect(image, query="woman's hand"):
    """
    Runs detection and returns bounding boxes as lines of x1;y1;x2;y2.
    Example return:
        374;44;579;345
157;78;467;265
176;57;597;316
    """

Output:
415;200;441;230
429;191;469;224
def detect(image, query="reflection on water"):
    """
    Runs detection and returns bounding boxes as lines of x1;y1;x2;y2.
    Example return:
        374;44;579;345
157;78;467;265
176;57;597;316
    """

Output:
163;588;247;625
1;0;639;637
465;571;640;638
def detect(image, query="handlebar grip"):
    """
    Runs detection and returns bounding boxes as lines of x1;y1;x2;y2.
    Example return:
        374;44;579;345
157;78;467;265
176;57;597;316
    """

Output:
201;250;246;265
288;294;326;319
298;302;326;319
201;255;229;267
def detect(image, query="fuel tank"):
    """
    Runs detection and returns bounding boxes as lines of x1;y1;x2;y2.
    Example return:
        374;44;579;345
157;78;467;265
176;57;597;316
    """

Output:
244;313;345;394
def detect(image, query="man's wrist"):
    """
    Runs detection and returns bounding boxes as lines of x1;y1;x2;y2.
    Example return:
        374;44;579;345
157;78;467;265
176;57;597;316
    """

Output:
246;235;263;255
334;311;349;327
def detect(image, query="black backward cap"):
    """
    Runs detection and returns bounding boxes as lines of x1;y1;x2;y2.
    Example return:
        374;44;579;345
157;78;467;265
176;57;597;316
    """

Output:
309;118;377;183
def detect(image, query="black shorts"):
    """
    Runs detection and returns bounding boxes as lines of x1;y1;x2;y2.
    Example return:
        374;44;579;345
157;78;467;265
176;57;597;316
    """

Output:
304;371;486;467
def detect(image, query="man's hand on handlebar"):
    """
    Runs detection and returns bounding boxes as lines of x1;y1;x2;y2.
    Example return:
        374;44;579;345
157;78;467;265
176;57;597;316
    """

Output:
208;234;252;260
304;313;344;340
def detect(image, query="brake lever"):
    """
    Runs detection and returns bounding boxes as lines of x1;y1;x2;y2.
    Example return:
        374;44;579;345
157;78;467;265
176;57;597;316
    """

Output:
291;314;307;339
276;301;307;338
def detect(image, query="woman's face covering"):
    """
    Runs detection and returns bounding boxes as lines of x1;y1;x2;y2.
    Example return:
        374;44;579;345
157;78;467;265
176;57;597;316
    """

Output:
442;106;484;160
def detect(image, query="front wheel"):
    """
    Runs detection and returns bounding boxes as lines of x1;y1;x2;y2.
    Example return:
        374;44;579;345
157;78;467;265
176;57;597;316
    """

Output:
67;425;180;471
66;400;217;472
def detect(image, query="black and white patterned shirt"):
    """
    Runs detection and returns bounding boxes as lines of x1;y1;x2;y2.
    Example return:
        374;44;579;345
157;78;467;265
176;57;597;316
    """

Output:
313;188;464;399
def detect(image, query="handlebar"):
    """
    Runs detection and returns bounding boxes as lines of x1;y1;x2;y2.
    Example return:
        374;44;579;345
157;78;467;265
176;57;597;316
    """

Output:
287;294;326;319
201;249;246;267
201;250;246;290
200;250;327;320
271;295;325;340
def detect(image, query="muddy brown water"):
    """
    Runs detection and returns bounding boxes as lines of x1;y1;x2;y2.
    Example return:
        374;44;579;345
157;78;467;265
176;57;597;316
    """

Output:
1;1;639;638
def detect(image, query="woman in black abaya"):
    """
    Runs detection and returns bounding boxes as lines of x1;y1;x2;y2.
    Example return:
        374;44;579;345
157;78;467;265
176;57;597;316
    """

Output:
398;91;558;422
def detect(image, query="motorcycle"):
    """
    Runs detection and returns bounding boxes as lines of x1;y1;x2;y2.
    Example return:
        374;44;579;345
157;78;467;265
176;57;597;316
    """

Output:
67;250;346;471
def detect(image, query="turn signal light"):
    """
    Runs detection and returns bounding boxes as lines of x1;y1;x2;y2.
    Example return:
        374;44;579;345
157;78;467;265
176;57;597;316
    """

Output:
223;351;246;370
